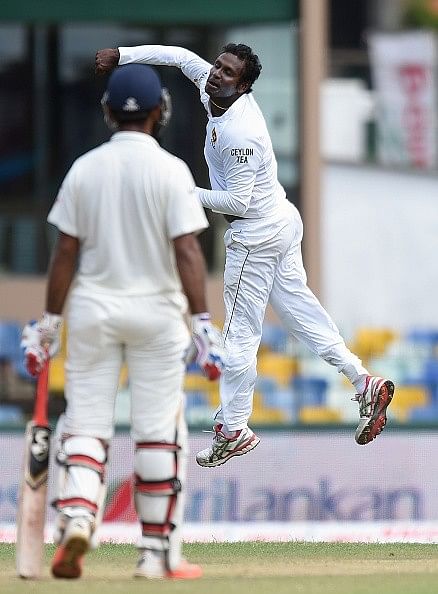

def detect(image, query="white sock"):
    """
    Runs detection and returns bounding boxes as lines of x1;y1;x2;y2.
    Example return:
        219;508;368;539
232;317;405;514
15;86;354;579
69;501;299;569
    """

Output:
221;425;240;438
353;374;368;395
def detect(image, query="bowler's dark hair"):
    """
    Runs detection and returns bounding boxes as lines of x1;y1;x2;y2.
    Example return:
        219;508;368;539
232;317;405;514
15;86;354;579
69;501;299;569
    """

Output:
222;43;262;93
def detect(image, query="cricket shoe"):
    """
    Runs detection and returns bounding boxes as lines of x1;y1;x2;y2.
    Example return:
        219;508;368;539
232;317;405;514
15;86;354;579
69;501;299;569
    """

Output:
51;516;92;579
196;424;260;467
134;550;202;580
353;376;395;445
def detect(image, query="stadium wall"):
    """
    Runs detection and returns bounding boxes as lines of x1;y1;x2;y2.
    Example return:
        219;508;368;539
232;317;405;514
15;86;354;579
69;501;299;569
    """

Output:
1;164;436;333
322;163;438;334
2;428;438;543
0;275;279;326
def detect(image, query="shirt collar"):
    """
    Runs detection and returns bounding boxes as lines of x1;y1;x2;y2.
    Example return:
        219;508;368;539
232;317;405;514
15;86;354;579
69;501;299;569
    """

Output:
110;131;159;146
209;93;250;122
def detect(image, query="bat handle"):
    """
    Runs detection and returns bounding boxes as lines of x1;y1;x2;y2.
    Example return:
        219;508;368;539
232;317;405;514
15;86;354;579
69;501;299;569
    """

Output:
34;358;50;427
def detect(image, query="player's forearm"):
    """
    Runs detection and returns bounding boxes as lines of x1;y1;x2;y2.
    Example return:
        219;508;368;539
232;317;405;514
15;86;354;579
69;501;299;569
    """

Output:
119;44;184;67
195;187;250;217
174;234;208;315
118;45;211;86
45;234;79;315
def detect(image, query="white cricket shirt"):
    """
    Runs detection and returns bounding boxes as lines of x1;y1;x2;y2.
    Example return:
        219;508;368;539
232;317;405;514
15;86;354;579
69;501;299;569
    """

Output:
119;45;288;219
48;131;208;296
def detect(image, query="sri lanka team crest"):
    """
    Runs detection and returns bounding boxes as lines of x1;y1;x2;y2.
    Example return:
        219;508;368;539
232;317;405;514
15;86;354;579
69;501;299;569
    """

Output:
211;127;217;148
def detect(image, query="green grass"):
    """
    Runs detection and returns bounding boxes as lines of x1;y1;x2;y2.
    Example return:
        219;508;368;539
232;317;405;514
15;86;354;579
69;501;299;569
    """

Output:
2;542;438;594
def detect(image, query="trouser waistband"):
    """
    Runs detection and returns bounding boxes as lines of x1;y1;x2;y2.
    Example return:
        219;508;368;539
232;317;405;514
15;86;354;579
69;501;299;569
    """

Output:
224;214;246;223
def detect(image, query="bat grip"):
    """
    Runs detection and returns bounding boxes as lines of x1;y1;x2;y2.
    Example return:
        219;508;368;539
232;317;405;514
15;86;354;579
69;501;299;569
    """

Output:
33;358;50;427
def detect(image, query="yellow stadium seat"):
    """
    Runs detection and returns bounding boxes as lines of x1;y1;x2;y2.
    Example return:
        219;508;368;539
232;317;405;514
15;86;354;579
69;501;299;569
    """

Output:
390;385;429;422
249;392;286;424
184;373;220;407
183;378;290;424
119;364;128;388
205;387;220;408
48;323;67;393
59;323;67;355
184;373;212;392
257;353;298;386
349;327;397;362
298;405;342;424
250;408;288;424
252;392;265;411
49;354;65;393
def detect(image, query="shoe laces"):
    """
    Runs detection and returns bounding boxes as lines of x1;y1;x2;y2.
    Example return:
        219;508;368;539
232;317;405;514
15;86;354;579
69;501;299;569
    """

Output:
351;391;372;417
202;425;231;441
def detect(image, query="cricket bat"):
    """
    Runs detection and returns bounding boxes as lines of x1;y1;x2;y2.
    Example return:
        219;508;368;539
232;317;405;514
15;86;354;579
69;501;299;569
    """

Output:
16;358;51;579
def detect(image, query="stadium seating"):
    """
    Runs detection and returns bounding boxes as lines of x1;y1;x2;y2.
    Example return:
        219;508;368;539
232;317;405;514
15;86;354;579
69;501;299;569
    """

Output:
0;320;22;362
250;392;288;424
298;405;342;424
422;358;438;403
406;328;438;350
4;318;438;426
0;320;24;397
349;327;397;362
260;322;288;353
291;376;328;417
260;387;294;422
48;324;67;393
0;403;24;424
408;403;438;422
114;386;130;425
257;352;299;386
389;385;429;422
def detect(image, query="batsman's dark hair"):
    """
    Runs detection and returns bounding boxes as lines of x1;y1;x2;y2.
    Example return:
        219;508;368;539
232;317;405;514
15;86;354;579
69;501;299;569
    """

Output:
111;110;150;123
222;43;262;93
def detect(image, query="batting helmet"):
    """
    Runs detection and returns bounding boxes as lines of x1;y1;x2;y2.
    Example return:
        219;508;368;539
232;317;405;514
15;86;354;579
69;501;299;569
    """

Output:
101;64;172;128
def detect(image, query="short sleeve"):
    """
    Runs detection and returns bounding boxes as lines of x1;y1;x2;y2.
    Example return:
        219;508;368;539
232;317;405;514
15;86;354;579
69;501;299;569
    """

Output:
165;160;209;239
47;165;79;238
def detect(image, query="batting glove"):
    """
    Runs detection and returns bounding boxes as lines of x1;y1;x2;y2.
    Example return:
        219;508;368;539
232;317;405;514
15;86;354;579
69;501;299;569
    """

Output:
38;312;63;355
21;322;47;376
187;313;226;381
21;312;62;376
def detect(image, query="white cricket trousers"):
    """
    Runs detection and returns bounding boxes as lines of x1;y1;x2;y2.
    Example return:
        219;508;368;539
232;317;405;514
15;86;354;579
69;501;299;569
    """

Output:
215;201;368;431
63;291;189;443
60;291;190;567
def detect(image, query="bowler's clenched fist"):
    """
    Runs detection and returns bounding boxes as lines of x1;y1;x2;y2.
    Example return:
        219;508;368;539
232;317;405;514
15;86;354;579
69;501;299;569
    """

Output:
95;48;120;74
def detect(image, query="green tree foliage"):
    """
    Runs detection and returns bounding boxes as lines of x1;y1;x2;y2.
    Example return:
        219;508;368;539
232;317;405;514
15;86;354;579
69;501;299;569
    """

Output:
404;0;438;28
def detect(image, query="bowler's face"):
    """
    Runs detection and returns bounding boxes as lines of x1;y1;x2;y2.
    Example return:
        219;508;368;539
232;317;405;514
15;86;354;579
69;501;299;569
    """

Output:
205;53;248;98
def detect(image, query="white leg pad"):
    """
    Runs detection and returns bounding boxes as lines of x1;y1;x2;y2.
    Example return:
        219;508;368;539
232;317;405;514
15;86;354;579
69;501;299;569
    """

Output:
134;443;182;555
55;435;107;518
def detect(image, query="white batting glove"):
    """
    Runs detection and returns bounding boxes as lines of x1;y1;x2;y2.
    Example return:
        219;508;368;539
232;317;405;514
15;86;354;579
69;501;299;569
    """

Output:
187;313;226;381
38;312;63;355
21;313;62;376
21;322;47;377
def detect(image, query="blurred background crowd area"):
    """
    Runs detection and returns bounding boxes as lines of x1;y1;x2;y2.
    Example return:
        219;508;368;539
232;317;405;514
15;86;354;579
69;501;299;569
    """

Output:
1;0;438;427
1;319;438;428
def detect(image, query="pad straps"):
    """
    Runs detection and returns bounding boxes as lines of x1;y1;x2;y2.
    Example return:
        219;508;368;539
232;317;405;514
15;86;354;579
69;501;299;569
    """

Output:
135;440;181;539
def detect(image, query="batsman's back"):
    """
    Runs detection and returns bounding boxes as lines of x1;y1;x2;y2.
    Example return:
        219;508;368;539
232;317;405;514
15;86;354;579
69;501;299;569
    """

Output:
49;132;202;297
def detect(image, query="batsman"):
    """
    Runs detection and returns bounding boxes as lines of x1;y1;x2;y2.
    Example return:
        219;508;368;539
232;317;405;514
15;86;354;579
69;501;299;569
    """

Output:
21;64;224;580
